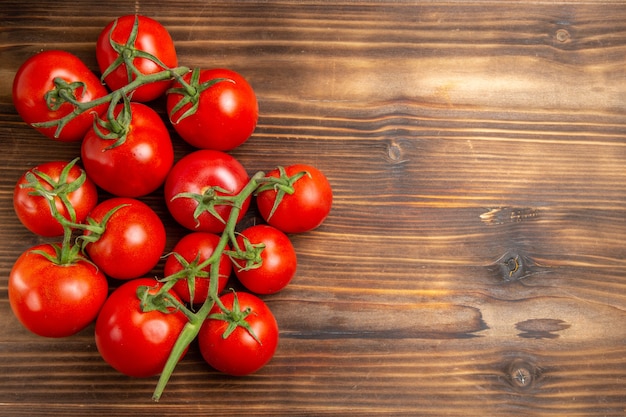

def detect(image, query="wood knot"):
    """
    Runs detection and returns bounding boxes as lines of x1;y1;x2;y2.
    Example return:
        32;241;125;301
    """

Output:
505;358;540;391
385;140;407;164
555;28;570;43
489;250;536;282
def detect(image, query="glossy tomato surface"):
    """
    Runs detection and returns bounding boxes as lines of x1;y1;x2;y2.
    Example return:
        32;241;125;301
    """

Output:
81;102;174;197
256;164;333;233
95;278;188;378
167;68;258;150
198;292;279;376
164;150;251;233
164;232;232;305
83;197;166;279
233;225;297;294
12;50;108;141
96;15;178;102
9;244;108;338
13;160;98;237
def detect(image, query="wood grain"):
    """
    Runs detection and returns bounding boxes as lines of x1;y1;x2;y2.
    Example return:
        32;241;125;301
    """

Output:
1;1;625;415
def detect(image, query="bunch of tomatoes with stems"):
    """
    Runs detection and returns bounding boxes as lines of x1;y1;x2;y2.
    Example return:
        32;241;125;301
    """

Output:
9;15;332;401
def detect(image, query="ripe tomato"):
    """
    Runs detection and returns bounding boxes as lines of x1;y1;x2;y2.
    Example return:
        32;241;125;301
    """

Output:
232;225;297;295
198;292;278;376
256;164;333;233
13;160;98;237
81;102;174;197
166;68;258;151
83;197;166;280
95;278;188;378
164;150;251;233
9;244;108;338
96;15;178;102
12;50;108;141
164;232;231;305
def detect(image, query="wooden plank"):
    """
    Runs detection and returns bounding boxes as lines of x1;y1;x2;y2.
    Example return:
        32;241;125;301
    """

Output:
0;1;624;415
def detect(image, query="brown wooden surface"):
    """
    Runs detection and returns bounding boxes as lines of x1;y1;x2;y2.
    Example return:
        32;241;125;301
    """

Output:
1;1;625;415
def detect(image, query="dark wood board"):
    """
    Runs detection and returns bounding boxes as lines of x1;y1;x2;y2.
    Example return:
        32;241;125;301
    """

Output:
0;1;625;415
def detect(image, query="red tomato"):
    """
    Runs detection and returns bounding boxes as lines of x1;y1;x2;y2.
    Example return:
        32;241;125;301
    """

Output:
95;278;188;378
166;68;258;150
9;244;108;338
96;15;178;102
83;197;166;280
256;164;333;233
233;225;297;294
164;232;231;305
13;160;98;237
81;102;174;197
12;50;108;141
198;292;278;376
164;150;251;233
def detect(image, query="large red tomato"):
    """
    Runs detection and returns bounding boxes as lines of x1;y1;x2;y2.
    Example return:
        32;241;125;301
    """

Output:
81;102;174;197
95;278;188;378
13;160;98;237
83;197;166;279
256;164;333;233
164;150;251;233
9;244;108;338
198;292;278;376
12;50;108;141
166;68;258;150
96;15;178;102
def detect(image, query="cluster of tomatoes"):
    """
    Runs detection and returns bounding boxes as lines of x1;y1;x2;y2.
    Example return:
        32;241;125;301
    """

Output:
8;15;332;400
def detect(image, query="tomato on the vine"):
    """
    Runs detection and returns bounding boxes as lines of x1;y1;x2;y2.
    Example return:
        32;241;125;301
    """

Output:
164;232;231;305
9;244;108;338
96;14;178;102
81;102;174;197
13;160;98;237
164;150;251;233
256;164;333;233
198;291;278;376
166;68;258;151
83;197;166;280
95;278;188;378
232;225;297;295
12;50;109;141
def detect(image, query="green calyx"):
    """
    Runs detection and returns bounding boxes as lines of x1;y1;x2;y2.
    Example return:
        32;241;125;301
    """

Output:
171;185;238;228
208;291;260;343
92;94;133;149
44;78;86;111
255;166;310;220
226;235;265;272
167;67;233;124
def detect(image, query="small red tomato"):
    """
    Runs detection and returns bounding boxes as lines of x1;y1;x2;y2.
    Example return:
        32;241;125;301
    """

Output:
198;292;279;376
83;197;166;280
95;278;188;378
167;68;258;151
164;150;251;233
12;50;108;141
13;160;98;237
81;102;174;197
233;225;297;295
9;244;108;338
164;232;232;305
256;164;333;233
96;15;178;102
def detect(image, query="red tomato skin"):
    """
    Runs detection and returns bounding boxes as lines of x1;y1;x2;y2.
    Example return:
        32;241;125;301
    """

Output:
12;50;108;142
84;197;166;280
95;278;188;378
198;292;279;376
164;232;231;304
9;244;108;338
166;68;258;151
81;102;174;197
96;15;177;102
233;225;297;294
164;150;251;233
256;164;333;233
13;161;98;237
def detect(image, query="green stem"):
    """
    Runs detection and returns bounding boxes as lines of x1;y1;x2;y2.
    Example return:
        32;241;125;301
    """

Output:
151;171;266;402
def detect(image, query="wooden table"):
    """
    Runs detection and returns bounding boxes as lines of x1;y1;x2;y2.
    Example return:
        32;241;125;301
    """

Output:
1;1;625;415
